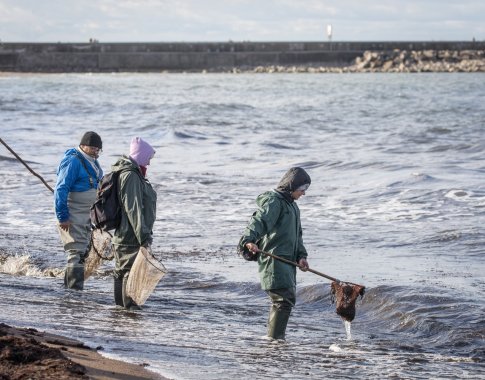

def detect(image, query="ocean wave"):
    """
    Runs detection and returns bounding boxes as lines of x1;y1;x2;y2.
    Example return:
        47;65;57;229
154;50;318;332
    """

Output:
359;285;485;354
0;155;18;163
176;102;255;113
0;254;63;278
174;130;208;140
262;142;294;150
292;160;333;169
387;173;438;187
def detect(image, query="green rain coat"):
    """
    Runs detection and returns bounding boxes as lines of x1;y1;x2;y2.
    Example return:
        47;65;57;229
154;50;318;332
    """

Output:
111;156;157;254
239;190;308;290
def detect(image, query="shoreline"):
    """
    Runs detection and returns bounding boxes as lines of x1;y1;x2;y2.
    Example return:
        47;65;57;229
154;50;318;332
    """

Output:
0;322;166;380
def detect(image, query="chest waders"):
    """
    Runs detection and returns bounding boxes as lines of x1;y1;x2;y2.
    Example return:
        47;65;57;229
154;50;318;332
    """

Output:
60;153;99;290
60;189;96;290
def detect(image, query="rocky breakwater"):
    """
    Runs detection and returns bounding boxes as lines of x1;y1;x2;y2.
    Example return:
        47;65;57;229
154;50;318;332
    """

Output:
351;49;485;72
244;49;485;73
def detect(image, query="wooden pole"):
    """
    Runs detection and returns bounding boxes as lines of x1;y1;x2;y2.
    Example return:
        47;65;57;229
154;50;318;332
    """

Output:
0;137;54;193
260;250;340;282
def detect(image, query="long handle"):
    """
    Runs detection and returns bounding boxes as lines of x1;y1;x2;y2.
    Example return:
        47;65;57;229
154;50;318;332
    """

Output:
260;250;340;283
0;137;54;193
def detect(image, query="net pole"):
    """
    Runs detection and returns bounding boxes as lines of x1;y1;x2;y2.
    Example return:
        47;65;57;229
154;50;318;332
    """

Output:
0;137;54;193
260;250;340;282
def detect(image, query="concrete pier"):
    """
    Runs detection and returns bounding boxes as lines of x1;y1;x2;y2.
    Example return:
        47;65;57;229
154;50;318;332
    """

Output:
0;41;483;72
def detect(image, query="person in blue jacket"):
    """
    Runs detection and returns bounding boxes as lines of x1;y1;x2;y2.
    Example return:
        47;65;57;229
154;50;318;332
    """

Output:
54;131;103;290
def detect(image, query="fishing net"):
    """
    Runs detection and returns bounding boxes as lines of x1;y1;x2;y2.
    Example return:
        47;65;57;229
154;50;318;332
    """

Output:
126;247;167;306
83;229;114;280
330;281;365;322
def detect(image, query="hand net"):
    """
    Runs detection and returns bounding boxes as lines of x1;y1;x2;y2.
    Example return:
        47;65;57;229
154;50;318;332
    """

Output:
126;247;167;306
83;229;113;280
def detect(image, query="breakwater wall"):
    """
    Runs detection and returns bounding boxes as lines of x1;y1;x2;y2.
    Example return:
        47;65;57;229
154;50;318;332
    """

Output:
0;41;483;72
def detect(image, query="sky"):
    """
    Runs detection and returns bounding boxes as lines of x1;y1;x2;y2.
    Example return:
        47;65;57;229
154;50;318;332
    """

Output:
0;0;484;43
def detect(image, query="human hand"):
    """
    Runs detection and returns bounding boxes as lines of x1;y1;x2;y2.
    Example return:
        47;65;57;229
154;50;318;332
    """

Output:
59;221;71;231
245;243;260;254
298;258;309;271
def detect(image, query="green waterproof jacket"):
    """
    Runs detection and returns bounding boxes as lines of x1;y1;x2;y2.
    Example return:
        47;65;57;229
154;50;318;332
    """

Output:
111;156;157;253
239;190;307;290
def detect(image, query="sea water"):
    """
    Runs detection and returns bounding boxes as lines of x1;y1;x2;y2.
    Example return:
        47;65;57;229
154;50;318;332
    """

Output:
1;72;484;379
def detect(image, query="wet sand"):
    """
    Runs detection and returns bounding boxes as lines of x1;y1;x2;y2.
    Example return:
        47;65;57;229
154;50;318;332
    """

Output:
0;322;165;380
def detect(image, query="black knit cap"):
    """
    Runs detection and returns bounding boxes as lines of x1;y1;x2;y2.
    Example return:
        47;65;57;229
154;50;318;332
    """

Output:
80;131;102;149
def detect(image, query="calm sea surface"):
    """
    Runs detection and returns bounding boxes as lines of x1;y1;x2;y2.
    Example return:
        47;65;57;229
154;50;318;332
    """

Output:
1;72;484;379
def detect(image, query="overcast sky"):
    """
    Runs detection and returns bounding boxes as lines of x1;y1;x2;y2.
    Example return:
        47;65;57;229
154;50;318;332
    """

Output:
1;0;483;43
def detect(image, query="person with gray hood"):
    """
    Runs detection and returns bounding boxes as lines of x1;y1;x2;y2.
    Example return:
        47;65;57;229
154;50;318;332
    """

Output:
111;137;157;310
238;167;311;340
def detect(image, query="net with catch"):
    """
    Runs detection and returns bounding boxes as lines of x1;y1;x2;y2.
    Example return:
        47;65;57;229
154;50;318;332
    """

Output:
330;281;366;322
83;229;114;280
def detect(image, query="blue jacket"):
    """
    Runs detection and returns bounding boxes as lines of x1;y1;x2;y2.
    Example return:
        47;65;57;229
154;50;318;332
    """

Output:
54;148;103;222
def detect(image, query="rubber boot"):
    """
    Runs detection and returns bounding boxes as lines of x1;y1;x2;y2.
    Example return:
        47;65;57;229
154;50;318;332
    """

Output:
122;273;141;310
114;277;124;306
267;305;291;340
64;266;84;290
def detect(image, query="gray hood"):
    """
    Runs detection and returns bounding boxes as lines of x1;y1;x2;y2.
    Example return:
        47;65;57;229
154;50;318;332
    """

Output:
275;167;311;202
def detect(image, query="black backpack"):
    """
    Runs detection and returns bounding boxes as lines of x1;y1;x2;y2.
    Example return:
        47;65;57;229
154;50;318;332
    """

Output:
90;171;123;231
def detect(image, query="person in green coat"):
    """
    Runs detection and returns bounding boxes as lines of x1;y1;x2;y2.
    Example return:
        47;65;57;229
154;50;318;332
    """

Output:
111;137;157;310
238;167;311;340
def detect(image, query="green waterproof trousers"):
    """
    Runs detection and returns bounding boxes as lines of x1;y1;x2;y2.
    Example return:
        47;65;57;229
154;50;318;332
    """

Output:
113;245;141;310
266;287;296;340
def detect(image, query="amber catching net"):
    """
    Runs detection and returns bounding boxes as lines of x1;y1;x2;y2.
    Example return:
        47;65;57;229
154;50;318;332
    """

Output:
330;282;365;322
83;229;114;280
126;247;167;306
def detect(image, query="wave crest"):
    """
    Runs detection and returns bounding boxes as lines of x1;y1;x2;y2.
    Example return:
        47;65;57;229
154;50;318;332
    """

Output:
0;254;63;278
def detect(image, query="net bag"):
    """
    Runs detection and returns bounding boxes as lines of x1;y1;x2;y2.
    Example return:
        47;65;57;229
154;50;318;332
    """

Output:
126;247;167;306
84;229;113;280
330;281;365;322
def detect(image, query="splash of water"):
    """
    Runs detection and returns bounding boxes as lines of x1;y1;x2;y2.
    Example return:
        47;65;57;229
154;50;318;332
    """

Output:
0;255;43;276
344;320;352;340
329;343;342;352
0;254;63;277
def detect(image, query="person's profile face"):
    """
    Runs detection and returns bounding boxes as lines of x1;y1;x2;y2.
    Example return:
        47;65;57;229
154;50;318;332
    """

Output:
291;189;306;200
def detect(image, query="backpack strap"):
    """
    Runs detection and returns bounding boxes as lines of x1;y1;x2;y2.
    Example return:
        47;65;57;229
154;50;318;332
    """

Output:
115;167;145;201
117;166;144;183
72;151;95;189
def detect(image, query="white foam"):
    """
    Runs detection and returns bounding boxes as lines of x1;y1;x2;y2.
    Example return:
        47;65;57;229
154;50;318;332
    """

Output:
329;343;342;352
0;255;43;277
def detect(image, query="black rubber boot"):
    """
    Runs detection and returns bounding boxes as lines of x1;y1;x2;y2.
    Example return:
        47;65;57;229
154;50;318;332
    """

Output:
64;266;84;290
122;273;141;310
114;276;124;306
267;304;291;340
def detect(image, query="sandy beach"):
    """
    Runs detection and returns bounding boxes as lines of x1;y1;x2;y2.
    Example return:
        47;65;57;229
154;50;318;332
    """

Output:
0;322;165;380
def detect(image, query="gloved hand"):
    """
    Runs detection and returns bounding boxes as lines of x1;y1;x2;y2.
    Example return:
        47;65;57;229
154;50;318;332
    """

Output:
237;242;259;261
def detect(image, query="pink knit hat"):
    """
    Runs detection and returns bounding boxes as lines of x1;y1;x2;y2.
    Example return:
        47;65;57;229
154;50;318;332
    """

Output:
129;137;155;166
